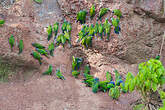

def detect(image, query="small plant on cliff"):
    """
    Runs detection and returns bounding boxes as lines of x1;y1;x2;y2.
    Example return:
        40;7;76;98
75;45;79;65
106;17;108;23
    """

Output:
125;59;165;110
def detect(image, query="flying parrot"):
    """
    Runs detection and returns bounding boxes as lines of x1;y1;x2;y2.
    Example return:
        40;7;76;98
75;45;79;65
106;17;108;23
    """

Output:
106;71;112;81
72;70;80;78
99;80;109;92
0;19;5;26
109;86;120;99
98;8;109;20
112;9;122;19
92;77;99;93
98;24;103;40
35;48;49;58
8;35;15;52
90;5;95;19
61;20;67;33
48;42;55;57
18;40;24;54
56;69;65;80
53;22;59;38
32;43;45;49
47;25;53;41
77;10;87;24
43;64;53;75
30;51;43;65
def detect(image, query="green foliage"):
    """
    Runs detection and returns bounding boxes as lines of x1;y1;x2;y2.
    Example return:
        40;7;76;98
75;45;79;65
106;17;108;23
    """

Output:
125;59;165;104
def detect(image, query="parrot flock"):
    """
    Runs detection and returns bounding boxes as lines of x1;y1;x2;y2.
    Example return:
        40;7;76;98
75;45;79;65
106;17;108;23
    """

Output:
4;5;132;100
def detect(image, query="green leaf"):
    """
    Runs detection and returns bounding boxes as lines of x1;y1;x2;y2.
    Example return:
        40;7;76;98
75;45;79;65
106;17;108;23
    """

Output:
152;83;158;92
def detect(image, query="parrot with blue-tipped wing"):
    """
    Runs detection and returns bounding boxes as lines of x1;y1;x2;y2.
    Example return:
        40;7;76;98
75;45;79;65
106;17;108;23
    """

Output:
72;70;80;78
32;43;45;49
0;19;5;26
92;78;99;93
120;83;127;93
60;33;66;48
107;81;115;89
90;5;95;19
112;9;122;19
98;24;103;40
111;18;120;27
94;22;99;38
83;77;94;87
47;25;53;41
35;48;49;58
77;10;87;24
64;31;71;47
48;42;54;57
98;8;109;20
86;36;93;49
56;34;63;47
56;69;65;80
81;36;87;49
43;64;53;75
18;40;24;54
61;20;67;33
109;86;120;99
66;22;72;35
99;80;109;92
8;35;15;52
30;51;43;65
53;22;59;38
105;23;111;40
106;71;112;81
88;24;95;36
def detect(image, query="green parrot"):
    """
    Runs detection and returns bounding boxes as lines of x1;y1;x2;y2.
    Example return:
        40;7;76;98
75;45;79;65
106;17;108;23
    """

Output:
72;56;77;70
112;9;122;19
77;10;87;24
81;37;87;49
111;18;120;27
61;20;67;33
98;8;109;20
103;18;109;35
98;24;103;40
43;64;53;75
94;22;99;39
48;42;55;57
83;77;94;87
61;34;66;48
30;51;43;65
18;40;24;54
34;0;43;4
92;78;99;93
109;86;120;99
64;31;71;47
155;55;160;60
88;24;95;36
120;83;127;93
106;71;112;81
107;81;115;89
86;36;93;49
90;5;95;19
32;43;45;49
84;64;90;74
114;69;122;80
8;35;15;51
0;19;5;26
47;25;53;41
72;70;80;78
99;80;109;92
56;69;65;80
66;22;72;34
77;31;85;42
105;23;111;40
35;48;49;58
53;22;59;37
55;34;62;47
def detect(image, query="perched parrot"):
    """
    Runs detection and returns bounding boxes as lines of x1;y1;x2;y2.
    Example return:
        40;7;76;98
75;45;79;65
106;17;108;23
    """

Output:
111;18;120;27
30;51;43;65
34;0;43;4
94;22;99;38
84;64;90;74
35;48;49;58
83;72;94;80
66;22;72;34
109;86;120;99
77;31;85;42
72;70;80;78
8;35;15;52
61;21;67;33
98;8;109;20
114;69;122;80
92;78;99;93
105;23;111;40
106;71;112;81
114;26;121;34
64;31;71;47
88;24;95;36
98;24;103;40
107;81;115;89
112;9;122;19
120;83;127;93
116;79;123;86
56;69;65;80
32;43;45;49
77;10;87;24
53;22;59;38
0;19;5;26
83;78;94;87
18;40;24;54
155;55;160;60
60;34;67;48
99;80;109;92
43;64;53;75
48;42;55;57
72;56;77;70
90;5;95;19
47;25;53;41
86;36;93;49
56;34;63;47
